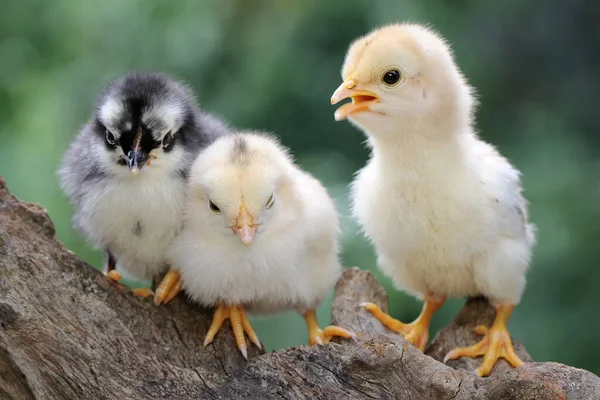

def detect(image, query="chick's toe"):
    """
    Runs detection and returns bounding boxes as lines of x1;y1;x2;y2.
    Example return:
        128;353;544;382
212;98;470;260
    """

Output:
444;304;523;377
154;269;182;306
303;310;354;346
204;303;261;359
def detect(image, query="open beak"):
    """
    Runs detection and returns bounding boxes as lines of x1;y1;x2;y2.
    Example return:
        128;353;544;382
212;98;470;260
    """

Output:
233;206;257;246
330;79;379;121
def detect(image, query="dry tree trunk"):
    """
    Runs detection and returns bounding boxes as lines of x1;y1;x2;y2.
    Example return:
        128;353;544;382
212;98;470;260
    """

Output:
1;175;598;400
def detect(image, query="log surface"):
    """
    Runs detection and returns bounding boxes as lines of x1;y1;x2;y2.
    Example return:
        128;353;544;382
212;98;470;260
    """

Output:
1;176;598;400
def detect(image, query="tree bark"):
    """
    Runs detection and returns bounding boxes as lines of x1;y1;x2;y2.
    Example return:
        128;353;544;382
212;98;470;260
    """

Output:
1;175;598;400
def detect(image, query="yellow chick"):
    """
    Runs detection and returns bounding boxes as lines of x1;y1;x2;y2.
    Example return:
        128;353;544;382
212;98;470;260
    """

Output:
331;23;536;377
165;131;353;358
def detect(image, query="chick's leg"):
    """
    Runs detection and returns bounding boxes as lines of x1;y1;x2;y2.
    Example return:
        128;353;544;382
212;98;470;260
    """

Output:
444;304;523;377
203;303;262;359
361;296;445;351
103;249;116;275
153;270;183;305
303;309;354;346
103;250;153;298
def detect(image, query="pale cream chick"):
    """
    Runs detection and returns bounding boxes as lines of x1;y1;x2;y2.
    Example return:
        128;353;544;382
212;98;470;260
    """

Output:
331;23;536;377
162;132;353;358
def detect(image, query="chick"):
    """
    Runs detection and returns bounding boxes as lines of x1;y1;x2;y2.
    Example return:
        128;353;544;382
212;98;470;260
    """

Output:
59;72;227;298
331;24;536;377
166;132;353;358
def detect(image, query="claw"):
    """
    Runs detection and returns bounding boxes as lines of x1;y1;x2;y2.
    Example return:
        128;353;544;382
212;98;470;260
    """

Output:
163;278;183;304
241;310;262;349
203;303;261;358
204;303;227;347
360;297;444;352
444;304;524;377
154;270;182;306
303;309;354;346
106;270;122;282
105;268;151;298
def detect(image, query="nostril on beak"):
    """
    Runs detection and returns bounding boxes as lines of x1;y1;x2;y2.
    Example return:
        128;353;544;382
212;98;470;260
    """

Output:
125;150;148;172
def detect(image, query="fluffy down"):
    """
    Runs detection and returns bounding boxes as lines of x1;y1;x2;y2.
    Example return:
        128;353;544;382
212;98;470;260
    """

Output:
59;73;228;281
332;23;536;375
168;132;342;314
336;24;536;306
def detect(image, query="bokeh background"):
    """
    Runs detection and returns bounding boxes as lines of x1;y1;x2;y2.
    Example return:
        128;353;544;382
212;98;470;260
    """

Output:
1;0;598;374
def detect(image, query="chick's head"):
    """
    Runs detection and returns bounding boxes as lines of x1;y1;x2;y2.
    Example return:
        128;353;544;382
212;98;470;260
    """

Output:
94;73;197;177
331;23;474;137
187;133;294;246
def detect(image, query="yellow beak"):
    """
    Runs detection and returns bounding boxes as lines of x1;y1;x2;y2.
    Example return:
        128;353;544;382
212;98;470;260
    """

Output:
330;78;379;121
233;206;257;246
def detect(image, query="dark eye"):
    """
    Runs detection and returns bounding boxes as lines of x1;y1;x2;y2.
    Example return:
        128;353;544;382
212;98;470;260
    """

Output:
105;130;117;148
382;69;402;86
162;132;175;151
208;199;221;213
266;193;275;209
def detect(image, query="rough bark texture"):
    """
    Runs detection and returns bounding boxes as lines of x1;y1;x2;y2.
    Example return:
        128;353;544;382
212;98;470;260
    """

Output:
1;175;598;400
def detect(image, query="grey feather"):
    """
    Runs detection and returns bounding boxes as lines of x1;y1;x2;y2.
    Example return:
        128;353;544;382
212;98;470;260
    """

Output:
58;72;229;280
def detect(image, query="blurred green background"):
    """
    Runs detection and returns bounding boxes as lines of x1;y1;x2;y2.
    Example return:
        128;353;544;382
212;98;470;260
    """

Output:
1;0;598;375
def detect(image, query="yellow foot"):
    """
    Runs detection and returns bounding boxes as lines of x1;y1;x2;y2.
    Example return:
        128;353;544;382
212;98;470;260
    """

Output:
360;296;444;352
106;270;122;282
444;304;523;377
303;309;354;345
105;270;152;298
154;270;183;306
132;287;154;298
203;303;261;359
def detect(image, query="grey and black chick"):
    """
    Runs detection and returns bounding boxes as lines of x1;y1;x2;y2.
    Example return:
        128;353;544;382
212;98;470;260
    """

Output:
59;72;228;298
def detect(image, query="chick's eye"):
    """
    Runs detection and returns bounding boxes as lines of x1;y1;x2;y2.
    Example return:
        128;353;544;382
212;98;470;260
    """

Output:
266;193;275;209
162;132;174;151
208;199;221;213
105;130;117;148
382;69;402;86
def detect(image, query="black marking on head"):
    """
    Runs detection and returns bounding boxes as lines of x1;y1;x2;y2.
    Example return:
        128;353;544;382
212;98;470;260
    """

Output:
133;220;143;236
229;136;249;164
233;136;247;155
115;99;161;159
94;73;194;160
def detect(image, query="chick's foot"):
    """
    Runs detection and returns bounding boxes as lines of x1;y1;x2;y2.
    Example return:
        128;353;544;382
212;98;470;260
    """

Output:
203;303;261;359
444;304;523;377
132;287;154;297
106;270;122;282
105;269;153;298
154;270;183;305
303;309;354;345
360;296;444;352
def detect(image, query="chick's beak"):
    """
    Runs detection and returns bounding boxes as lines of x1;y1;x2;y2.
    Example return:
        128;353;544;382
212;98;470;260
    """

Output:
123;126;151;175
124;149;149;175
233;206;257;246
330;78;379;121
